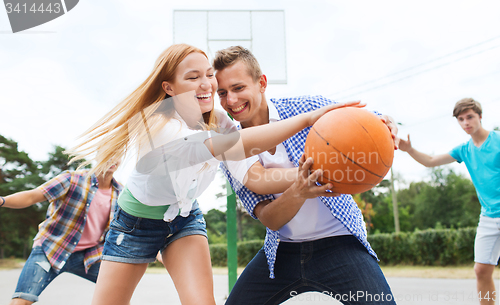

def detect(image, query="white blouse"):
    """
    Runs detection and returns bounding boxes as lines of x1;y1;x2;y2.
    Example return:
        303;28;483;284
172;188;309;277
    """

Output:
127;109;257;221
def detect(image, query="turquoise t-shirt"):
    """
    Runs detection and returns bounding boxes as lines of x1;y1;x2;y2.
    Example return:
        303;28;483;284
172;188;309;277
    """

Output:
449;130;500;217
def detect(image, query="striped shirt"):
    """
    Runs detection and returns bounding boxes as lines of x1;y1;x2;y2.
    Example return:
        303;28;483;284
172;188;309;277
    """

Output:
34;170;122;273
221;95;378;278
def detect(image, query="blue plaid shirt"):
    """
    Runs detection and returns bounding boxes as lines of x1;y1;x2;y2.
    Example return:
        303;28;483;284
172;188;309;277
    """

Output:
221;95;378;279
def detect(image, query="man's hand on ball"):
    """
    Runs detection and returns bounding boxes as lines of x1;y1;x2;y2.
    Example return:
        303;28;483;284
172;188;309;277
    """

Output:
380;114;400;149
292;155;340;199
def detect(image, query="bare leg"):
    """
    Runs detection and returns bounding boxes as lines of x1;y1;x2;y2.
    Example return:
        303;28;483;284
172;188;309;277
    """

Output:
162;235;215;305
91;260;148;305
475;262;496;305
9;299;33;305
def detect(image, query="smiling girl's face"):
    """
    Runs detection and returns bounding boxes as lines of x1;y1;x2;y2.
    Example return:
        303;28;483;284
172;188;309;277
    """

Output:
162;52;217;118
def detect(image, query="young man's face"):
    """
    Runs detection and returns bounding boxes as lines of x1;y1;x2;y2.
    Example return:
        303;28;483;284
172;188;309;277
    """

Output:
456;108;482;135
216;61;268;125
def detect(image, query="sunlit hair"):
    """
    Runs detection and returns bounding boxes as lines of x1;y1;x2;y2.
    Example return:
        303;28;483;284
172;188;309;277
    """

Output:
453;98;482;118
67;44;218;176
213;46;262;82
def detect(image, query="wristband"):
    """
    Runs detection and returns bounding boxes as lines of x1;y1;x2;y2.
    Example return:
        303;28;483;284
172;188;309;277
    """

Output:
0;196;5;207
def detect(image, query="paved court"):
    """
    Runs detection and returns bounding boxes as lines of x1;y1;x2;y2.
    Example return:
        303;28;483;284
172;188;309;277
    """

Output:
0;267;493;305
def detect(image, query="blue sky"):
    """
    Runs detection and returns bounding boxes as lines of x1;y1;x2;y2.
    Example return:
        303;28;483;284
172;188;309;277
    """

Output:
1;0;499;211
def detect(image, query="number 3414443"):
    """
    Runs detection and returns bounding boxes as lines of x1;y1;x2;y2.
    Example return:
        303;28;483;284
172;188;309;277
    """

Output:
5;2;62;14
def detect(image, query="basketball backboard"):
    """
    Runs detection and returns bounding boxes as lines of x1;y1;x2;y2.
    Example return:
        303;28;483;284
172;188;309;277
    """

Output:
173;10;287;84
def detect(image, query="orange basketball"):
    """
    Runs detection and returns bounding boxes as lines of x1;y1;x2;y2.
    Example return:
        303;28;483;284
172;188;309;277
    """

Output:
304;107;394;194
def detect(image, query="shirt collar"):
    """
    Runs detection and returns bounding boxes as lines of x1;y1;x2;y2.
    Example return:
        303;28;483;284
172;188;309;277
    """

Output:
268;100;280;122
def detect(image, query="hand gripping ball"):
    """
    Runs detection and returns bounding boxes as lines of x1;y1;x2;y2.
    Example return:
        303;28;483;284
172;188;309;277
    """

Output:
304;107;394;194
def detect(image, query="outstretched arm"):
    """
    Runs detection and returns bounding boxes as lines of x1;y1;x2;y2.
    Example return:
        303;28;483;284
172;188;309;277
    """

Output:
243;162;297;195
254;156;339;231
1;189;47;209
399;134;456;167
207;101;365;161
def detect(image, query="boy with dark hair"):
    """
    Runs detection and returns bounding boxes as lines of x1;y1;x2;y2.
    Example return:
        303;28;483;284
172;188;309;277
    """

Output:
400;98;500;305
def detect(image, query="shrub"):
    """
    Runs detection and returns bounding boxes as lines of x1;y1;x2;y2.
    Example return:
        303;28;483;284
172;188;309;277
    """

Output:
368;227;475;265
210;243;229;267
209;240;264;267
237;240;264;266
208;227;476;267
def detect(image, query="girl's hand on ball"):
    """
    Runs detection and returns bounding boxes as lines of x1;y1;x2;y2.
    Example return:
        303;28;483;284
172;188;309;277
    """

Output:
307;101;366;126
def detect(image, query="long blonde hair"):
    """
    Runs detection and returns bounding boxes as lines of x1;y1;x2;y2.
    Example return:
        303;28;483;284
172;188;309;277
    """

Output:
68;44;218;176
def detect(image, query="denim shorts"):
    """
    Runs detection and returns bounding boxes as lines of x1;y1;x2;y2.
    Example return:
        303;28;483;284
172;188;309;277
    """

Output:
475;215;500;265
102;202;207;264
12;246;100;302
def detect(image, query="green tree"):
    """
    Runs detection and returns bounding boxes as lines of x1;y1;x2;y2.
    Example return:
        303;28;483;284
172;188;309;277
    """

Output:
240;212;266;241
205;209;227;244
395;168;480;231
0;138;87;258
0;135;45;258
40;145;83;180
369;168;479;233
0;135;44;192
371;195;396;233
361;180;404;234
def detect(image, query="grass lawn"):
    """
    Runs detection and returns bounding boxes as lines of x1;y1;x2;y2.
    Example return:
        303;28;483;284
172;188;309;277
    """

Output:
0;258;24;269
380;265;476;279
